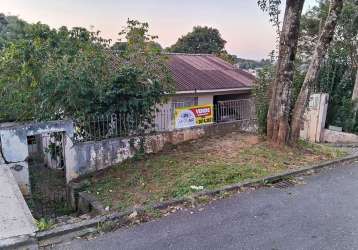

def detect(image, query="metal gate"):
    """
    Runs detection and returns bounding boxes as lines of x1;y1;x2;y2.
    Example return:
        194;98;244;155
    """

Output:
215;99;254;123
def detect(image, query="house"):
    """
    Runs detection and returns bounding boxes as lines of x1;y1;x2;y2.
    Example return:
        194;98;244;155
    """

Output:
167;53;255;107
155;53;255;130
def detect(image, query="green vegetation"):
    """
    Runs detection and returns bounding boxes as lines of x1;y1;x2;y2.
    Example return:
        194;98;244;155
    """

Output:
96;221;118;233
253;64;275;134
82;133;345;212
253;0;358;136
168;26;226;54
28;164;73;219
236;57;272;70
298;0;358;133
168;26;236;64
36;218;54;231
0;17;173;122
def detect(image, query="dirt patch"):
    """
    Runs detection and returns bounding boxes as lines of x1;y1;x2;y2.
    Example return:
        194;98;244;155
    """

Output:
80;132;345;212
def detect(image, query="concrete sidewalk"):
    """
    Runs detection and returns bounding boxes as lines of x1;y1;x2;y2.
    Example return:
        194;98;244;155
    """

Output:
57;162;358;250
0;167;37;249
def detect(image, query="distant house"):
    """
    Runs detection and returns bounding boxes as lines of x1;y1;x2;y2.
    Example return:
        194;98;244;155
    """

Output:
155;53;255;130
166;53;255;108
242;68;260;77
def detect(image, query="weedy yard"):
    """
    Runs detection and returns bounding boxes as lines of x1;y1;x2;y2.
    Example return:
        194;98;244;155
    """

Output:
81;132;345;212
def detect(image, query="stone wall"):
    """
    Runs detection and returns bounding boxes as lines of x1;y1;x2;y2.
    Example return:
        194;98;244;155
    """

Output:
65;119;257;182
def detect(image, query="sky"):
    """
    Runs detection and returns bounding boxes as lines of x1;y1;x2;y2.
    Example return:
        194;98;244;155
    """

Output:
1;0;317;60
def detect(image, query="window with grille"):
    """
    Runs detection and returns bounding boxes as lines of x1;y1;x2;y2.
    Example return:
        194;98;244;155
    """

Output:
172;96;198;109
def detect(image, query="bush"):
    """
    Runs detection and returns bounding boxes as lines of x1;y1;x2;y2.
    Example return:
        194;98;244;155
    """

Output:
0;19;173;123
252;65;275;135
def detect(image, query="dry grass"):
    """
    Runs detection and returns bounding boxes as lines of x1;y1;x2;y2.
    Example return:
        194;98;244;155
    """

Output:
82;132;345;212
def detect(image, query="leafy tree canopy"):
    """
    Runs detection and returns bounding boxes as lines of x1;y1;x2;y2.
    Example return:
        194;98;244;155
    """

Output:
0;17;173;122
168;26;226;54
236;57;272;70
295;0;358;132
299;0;358;65
0;14;30;49
168;26;237;64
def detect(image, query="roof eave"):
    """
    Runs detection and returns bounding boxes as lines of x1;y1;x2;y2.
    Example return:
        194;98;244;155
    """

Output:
174;87;252;95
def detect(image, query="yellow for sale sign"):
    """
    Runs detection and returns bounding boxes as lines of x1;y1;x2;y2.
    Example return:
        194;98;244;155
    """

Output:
174;104;214;129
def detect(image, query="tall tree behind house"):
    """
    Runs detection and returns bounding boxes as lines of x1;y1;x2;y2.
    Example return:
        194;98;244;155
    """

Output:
168;26;237;64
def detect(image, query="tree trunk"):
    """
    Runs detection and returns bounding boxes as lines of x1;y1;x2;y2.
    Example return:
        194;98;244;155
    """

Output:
289;0;343;144
267;0;305;145
351;35;358;125
352;66;358;102
352;68;358;125
352;43;358;102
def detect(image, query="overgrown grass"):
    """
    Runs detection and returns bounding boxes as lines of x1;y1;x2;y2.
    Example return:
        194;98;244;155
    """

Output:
82;133;346;212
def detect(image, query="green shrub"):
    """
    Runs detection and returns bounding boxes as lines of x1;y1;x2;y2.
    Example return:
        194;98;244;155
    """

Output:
252;65;275;135
36;218;54;231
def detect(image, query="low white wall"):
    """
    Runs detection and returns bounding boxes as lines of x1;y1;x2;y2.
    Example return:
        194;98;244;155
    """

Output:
64;136;141;182
0;120;74;195
7;162;30;196
65;120;257;182
322;129;358;144
64;128;206;182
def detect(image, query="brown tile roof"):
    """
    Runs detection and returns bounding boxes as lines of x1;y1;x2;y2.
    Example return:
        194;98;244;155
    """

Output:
166;53;255;92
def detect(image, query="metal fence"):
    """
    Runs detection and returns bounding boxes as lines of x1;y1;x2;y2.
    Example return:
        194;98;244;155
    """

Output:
215;99;255;123
74;113;156;142
74;99;255;142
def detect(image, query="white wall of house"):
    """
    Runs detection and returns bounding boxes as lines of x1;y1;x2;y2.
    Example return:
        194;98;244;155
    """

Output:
198;95;213;105
155;91;252;131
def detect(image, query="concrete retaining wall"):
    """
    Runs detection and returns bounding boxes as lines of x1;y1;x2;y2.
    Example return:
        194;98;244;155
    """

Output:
0;120;74;195
65;120;257;182
300;93;329;143
322;129;358;143
0;167;37;247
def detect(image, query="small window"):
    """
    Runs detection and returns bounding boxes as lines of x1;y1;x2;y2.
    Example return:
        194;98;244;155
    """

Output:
27;135;37;145
172;96;198;109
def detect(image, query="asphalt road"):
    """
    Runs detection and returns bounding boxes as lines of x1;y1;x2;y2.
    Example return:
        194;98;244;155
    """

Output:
56;162;358;250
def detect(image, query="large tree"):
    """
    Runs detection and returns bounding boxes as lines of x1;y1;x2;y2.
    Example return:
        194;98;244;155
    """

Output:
265;0;305;145
290;0;344;142
260;0;344;145
168;26;236;63
169;26;226;54
293;0;357;132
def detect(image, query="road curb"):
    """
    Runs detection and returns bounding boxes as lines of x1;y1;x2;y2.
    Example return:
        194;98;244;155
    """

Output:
0;235;38;250
36;154;358;246
192;154;358;198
